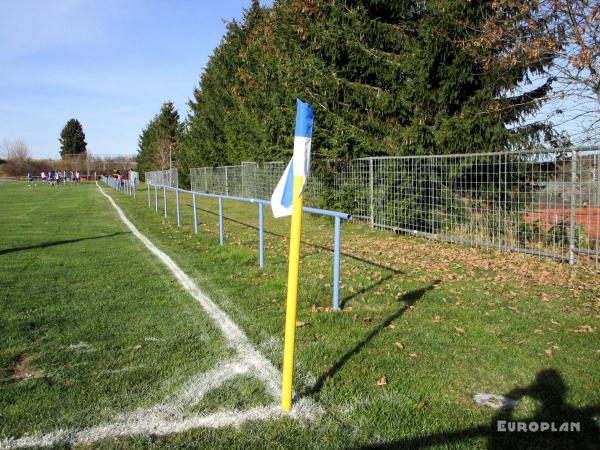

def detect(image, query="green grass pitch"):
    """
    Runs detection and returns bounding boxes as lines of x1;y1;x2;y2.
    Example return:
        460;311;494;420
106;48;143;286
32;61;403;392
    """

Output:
1;181;599;448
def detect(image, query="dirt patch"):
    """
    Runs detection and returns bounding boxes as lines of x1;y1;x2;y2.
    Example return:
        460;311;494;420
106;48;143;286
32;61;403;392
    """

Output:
10;354;43;380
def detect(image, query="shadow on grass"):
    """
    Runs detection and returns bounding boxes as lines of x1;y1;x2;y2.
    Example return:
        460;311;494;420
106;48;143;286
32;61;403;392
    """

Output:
193;206;404;275
301;281;440;398
0;232;130;255
340;274;394;309
356;369;600;450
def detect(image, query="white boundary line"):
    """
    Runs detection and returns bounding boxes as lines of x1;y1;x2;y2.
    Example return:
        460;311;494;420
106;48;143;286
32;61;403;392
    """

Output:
0;184;319;449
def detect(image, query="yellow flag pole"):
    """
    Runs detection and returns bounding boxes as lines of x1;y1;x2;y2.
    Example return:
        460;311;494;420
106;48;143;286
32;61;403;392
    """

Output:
281;175;305;412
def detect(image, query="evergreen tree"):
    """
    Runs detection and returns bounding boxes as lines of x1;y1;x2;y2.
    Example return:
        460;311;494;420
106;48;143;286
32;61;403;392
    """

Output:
136;101;183;181
59;119;87;157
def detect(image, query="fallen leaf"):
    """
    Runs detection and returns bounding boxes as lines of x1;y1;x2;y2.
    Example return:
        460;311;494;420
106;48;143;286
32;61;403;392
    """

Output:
387;324;396;330
416;401;427;411
314;333;321;339
534;329;544;334
362;317;372;325
310;304;318;313
409;353;418;358
133;344;143;350
455;327;465;334
572;325;594;333
545;349;553;357
295;321;308;328
394;342;405;350
551;320;561;326
432;316;441;323
376;377;387;386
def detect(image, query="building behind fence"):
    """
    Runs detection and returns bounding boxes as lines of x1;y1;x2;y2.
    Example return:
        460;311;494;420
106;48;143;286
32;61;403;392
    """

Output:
189;147;600;264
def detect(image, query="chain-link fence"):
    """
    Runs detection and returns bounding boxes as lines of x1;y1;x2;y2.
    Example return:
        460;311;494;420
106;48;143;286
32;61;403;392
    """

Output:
145;168;179;188
190;147;600;263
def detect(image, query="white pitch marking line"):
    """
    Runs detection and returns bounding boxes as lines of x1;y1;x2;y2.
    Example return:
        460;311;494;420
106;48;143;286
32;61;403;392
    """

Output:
96;183;284;397
0;184;322;449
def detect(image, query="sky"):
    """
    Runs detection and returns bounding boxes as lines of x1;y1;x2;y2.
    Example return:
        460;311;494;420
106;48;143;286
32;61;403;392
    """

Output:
0;0;270;159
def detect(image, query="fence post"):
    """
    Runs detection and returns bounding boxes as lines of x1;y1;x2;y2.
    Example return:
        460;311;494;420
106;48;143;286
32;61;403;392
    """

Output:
333;216;341;310
225;167;229;196
204;168;208;191
193;193;198;234
147;184;150;207
154;185;158;212
569;151;577;265
369;157;374;229
163;186;168;219
176;188;181;227
219;198;224;245
259;203;264;268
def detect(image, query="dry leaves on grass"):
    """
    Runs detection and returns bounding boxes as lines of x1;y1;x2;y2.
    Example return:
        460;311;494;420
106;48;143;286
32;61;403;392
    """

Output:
455;327;465;334
295;321;309;328
310;304;332;313
394;342;406;350
572;325;594;333
133;344;143;350
416;401;427;412
376;377;388;386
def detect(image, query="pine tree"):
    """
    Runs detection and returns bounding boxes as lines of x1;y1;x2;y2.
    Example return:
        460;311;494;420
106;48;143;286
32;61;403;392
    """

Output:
59;119;87;157
136;101;183;181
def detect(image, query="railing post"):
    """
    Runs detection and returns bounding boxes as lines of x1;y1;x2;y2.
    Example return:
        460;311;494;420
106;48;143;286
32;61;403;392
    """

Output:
333;216;341;310
219;197;224;245
193;193;198;234
569;151;577;265
176;188;181;227
163;186;168;219
369;157;374;229
259;203;264;268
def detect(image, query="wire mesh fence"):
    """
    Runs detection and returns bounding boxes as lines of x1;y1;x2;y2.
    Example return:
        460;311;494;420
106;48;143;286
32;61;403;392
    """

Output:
145;168;179;188
190;147;600;264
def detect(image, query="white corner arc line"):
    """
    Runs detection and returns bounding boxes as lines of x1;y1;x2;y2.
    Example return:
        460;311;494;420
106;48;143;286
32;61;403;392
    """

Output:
95;183;283;397
0;184;321;450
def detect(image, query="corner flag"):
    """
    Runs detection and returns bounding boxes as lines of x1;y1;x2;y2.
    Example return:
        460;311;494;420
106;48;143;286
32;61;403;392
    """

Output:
272;99;314;413
271;99;314;218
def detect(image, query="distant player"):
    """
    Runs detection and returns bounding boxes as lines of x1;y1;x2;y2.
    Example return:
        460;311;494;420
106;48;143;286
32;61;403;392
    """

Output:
27;172;33;186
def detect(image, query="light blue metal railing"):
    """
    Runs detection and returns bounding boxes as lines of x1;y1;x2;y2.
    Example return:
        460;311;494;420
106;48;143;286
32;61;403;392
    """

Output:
101;176;351;310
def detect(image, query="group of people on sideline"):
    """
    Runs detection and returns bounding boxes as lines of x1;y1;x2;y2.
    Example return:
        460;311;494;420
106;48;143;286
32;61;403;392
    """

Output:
110;169;138;189
35;171;81;186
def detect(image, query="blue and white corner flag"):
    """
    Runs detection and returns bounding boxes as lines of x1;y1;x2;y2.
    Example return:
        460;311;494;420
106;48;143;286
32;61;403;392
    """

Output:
271;99;314;218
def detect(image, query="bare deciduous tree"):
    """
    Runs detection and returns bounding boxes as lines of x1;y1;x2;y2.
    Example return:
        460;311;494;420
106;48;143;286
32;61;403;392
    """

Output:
466;0;600;144
3;139;32;173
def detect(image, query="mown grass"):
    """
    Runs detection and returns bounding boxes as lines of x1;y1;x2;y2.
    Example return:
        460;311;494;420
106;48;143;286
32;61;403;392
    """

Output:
1;181;599;449
0;182;232;438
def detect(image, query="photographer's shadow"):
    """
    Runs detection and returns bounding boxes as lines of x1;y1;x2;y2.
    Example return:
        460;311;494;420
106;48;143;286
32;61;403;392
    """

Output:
490;369;599;449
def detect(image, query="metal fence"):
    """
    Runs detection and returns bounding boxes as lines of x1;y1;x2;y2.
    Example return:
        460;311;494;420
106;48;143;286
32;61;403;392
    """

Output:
145;168;178;188
191;147;600;264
